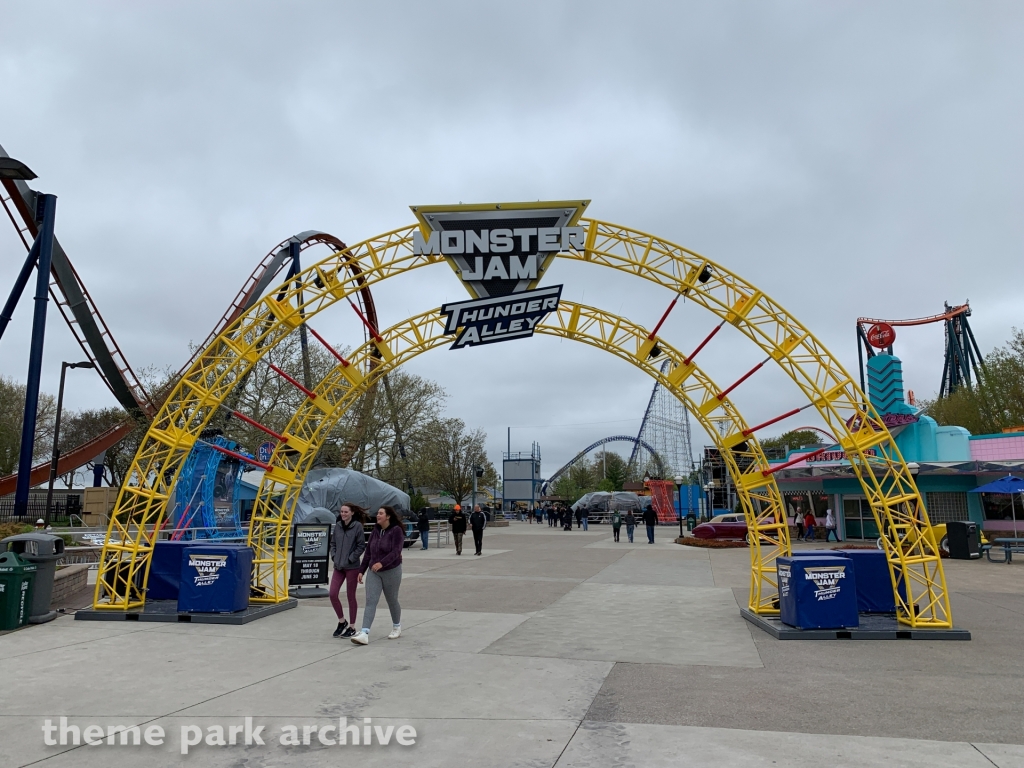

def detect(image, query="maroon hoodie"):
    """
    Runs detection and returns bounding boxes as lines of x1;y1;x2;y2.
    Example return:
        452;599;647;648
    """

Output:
360;522;405;574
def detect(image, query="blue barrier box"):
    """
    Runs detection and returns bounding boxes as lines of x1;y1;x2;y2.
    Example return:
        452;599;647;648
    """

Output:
148;540;192;600
177;545;253;614
833;549;905;613
778;555;858;630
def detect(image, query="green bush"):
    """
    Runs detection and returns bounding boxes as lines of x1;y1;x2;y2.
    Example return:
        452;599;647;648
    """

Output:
0;522;33;541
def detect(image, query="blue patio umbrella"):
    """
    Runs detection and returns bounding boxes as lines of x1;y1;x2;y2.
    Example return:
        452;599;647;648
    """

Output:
970;475;1024;537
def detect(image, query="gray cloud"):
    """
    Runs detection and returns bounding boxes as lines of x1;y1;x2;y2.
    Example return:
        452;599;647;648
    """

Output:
1;1;1021;477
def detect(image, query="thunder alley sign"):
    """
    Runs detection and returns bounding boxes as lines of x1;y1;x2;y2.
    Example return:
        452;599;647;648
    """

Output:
412;200;589;349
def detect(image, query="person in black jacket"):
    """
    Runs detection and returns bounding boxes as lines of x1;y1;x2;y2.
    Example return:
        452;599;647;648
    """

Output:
450;505;467;555
470;506;486;555
642;506;658;543
329;503;366;638
417;508;430;550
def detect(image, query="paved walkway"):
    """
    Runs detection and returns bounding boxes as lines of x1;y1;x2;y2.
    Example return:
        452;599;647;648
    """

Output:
2;523;1024;766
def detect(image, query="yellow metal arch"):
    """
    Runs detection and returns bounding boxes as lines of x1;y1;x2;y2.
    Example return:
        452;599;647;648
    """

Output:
246;302;789;613
94;215;950;628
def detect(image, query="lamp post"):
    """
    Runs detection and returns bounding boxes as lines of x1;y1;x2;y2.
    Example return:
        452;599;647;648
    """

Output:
44;361;95;524
674;474;684;538
472;464;483;514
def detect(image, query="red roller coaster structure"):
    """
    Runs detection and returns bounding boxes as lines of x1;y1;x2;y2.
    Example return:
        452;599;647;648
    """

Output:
856;302;984;400
0;142;381;498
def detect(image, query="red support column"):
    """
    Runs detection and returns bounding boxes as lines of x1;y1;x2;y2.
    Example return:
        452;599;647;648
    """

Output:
305;324;351;367
267;362;317;399
647;295;680;340
349;300;383;342
761;446;830;476
716;356;771;401
203;440;272;471
684;320;727;366
227;410;288;442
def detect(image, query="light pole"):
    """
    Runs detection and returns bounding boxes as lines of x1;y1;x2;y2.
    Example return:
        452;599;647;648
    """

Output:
472;465;483;514
674;474;684;538
45;361;95;524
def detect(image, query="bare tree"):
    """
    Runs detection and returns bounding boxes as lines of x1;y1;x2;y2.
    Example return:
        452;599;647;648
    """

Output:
420;417;495;504
0;376;57;475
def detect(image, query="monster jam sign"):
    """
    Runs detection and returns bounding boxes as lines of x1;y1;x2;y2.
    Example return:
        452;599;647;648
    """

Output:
412;200;589;349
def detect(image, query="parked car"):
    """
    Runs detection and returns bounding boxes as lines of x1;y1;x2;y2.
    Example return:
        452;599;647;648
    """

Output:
875;522;989;555
692;513;748;541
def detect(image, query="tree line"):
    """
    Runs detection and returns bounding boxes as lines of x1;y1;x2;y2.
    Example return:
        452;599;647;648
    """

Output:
0;329;499;505
923;327;1024;435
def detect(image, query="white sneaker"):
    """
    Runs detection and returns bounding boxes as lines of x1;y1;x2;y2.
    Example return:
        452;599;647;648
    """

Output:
350;631;369;645
387;626;402;640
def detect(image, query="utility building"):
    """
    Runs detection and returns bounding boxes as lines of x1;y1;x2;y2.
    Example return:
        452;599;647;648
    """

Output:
503;443;541;511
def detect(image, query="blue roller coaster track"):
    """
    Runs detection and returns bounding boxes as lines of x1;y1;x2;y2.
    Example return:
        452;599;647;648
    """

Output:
540;435;658;496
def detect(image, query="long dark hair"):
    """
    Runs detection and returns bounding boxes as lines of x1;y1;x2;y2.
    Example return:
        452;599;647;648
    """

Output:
339;502;367;525
378;505;402;529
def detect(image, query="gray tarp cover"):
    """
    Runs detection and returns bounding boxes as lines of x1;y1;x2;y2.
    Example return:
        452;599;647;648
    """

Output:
294;468;410;524
571;491;643;512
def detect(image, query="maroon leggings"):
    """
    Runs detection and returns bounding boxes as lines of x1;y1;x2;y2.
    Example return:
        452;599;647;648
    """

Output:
329;568;359;624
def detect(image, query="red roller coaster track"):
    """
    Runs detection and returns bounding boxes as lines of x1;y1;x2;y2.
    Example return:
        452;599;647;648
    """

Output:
0;143;379;498
857;303;970;328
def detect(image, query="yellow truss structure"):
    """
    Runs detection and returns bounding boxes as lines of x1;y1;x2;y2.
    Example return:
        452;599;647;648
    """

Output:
94;216;951;629
246;302;789;612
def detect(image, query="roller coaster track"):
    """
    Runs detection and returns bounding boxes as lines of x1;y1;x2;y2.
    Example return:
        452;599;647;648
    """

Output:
857;303;970;328
541;435;658;495
0;143;379;495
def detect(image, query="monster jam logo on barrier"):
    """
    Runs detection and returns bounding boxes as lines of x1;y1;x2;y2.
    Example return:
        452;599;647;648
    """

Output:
188;554;228;587
412;200;589;349
804;565;847;601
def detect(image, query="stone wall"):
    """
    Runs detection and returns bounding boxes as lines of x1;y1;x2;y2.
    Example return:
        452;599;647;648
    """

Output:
50;564;90;607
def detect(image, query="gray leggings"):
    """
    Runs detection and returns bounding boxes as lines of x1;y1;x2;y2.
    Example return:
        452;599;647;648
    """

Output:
363;564;402;629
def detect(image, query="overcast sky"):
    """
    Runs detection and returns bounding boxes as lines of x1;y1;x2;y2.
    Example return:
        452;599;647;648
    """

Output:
1;2;1022;480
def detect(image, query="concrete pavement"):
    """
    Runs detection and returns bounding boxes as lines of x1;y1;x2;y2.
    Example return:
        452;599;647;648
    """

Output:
1;522;1023;766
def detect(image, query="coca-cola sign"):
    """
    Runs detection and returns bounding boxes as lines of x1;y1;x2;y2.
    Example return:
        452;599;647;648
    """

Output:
866;323;896;349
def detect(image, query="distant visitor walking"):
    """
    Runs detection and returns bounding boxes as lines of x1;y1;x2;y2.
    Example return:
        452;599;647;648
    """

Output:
611;510;622;542
470;505;486;555
624;510;636;543
451;505;467;555
803;511;816;542
824;508;839;542
417;508;430;550
581;507;590;531
351;506;404;646
329;503;365;639
642;506;658;543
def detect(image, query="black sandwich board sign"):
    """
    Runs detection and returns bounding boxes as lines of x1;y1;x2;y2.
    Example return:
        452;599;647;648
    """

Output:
290;524;331;586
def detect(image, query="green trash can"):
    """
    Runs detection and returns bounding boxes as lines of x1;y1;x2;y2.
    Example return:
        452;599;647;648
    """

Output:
0;551;37;630
686;515;697;532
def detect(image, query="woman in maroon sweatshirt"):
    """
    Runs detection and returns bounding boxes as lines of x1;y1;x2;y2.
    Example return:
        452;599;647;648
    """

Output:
350;506;405;645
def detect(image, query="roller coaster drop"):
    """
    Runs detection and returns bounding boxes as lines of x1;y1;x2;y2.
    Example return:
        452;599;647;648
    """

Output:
0;143;382;500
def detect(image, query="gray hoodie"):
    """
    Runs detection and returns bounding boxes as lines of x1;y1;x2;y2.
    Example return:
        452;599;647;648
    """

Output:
330;519;365;571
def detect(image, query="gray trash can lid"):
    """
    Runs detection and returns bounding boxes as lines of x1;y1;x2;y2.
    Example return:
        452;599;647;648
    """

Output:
1;532;65;559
